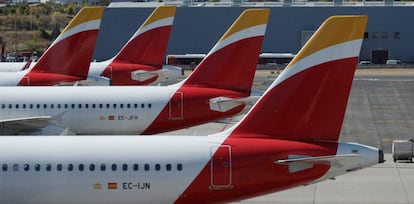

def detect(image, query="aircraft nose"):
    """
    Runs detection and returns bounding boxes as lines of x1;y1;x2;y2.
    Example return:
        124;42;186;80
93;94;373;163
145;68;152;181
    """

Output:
379;149;385;163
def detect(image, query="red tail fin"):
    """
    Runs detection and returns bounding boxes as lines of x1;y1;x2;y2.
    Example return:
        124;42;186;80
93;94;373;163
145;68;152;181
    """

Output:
29;7;104;78
229;16;368;142
182;9;269;94
111;6;176;67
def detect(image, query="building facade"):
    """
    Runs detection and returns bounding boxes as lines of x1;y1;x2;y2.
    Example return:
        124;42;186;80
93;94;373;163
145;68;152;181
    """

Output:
93;3;414;64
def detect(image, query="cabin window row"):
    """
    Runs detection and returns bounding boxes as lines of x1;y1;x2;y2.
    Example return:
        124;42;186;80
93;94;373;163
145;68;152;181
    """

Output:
1;163;183;172
0;103;152;109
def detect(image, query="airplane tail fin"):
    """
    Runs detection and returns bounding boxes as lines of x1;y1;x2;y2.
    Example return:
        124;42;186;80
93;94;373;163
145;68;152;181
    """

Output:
181;9;269;95
30;7;104;78
228;16;368;142
111;6;176;67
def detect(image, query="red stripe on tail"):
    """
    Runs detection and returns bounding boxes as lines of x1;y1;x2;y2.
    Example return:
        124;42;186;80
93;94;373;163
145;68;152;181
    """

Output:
230;57;358;142
183;36;263;94
29;30;98;78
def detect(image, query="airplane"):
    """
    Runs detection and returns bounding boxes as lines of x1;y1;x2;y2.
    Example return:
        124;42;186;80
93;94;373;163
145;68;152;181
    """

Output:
0;15;384;204
0;7;104;86
0;8;268;135
0;6;181;86
87;5;182;85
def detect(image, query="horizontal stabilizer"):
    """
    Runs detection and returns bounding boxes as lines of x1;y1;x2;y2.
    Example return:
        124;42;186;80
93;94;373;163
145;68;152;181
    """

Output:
275;154;361;173
210;96;259;112
131;69;169;82
162;65;183;77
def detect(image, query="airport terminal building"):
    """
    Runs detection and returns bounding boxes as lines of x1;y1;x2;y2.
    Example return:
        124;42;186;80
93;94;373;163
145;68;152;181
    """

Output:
93;1;414;64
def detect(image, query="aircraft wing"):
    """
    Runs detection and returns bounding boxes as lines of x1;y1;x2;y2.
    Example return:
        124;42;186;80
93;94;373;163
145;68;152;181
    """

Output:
275;154;362;173
0;116;53;130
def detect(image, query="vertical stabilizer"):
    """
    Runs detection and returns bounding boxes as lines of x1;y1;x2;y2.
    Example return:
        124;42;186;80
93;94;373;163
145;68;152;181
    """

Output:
29;7;104;78
111;6;176;67
229;16;368;141
182;9;269;94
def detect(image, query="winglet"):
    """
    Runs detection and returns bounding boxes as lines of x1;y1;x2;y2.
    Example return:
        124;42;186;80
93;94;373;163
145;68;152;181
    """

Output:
111;5;176;66
181;9;270;94
29;7;104;78
229;16;368;141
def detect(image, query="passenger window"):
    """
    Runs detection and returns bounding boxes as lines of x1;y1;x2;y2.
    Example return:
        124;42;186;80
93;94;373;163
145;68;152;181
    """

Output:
57;164;63;171
35;164;41;171
127;104;131;108
141;104;144;108
166;164;172;171
85;104;89;109
50;104;54;109
106;104;110;108
111;164;117;171
144;164;150;171
89;164;95;171
22;104;26;109
68;164;73;171
148;104;152;108
92;104;96;109
155;164;161;171
113;104;117;109
13;164;18;172
15;104;19;109
133;164;139;171
122;164;128;171
78;104;82;109
120;104;124;109
177;164;183;171
43;104;47;109
8;104;12;109
64;104;68;109
71;104;75;109
79;164;84;171
57;104;61;109
134;104;138;109
46;164;52;171
2;164;8;171
29;104;33;109
36;104;40;109
100;164;106;171
24;164;30;171
99;104;103;109
1;104;4;109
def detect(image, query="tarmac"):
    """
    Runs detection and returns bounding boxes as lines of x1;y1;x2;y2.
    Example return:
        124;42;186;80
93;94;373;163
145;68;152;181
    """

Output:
167;68;414;204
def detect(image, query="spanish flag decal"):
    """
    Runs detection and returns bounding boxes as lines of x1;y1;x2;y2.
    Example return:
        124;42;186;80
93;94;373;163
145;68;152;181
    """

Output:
93;182;102;189
108;116;115;121
107;182;117;190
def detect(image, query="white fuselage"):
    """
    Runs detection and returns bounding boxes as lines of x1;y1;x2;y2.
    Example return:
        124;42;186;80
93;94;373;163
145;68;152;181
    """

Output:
87;60;111;78
0;69;29;86
0;135;381;204
0;85;180;134
0;62;30;72
0;136;219;204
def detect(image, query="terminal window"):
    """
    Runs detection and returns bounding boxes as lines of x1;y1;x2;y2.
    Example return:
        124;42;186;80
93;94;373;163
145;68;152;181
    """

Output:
394;32;400;39
381;32;388;39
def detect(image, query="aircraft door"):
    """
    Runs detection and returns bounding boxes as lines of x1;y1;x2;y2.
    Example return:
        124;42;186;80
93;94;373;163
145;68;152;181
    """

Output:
210;145;232;189
169;92;183;120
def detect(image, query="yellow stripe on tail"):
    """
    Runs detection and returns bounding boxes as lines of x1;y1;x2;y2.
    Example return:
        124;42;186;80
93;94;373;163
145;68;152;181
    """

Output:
219;9;270;42
140;6;176;29
288;16;367;67
62;7;105;34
